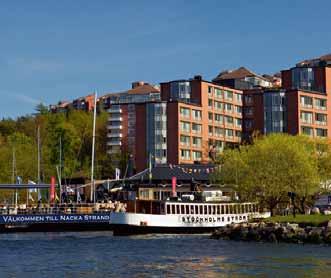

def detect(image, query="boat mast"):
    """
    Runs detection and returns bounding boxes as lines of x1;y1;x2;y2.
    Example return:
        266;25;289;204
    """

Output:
90;92;97;203
37;126;41;184
59;135;62;202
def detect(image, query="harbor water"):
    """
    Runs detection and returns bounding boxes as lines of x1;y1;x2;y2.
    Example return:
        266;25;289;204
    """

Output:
0;232;330;277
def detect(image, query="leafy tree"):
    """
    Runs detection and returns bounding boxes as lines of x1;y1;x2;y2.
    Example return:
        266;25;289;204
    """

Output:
213;134;320;215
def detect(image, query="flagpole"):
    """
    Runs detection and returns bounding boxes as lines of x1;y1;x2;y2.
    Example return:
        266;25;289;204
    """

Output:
90;92;97;203
37;125;41;203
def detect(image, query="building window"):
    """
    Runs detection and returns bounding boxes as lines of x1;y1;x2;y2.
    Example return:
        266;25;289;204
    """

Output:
208;126;213;136
208;99;213;108
235;106;242;115
301;126;313;136
244;107;253;115
170;81;191;101
214;114;223;124
292;67;315;92
214;127;224;137
235;118;242;127
214;88;223;99
315;98;327;110
180;121;190;133
315;113;327;125
300;112;313;124
235;93;242;103
225;91;233;101
225;116;234;126
208;86;213;96
208;112;213;123
180;135;190;146
214;101;223;111
224;103;233;113
235;130;242;138
192;110;202;120
192;137;202;147
192;123;202;134
192;151;202;161
180;107;190;118
316;128;328;137
244;95;253;104
225;129;234;138
181;149;191;160
300;96;313;108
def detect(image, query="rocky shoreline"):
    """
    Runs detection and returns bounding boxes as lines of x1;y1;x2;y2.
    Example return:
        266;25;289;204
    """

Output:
211;221;331;244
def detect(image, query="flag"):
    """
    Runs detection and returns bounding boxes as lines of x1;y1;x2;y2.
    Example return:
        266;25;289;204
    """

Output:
38;189;42;202
28;180;37;193
115;168;121;180
77;191;82;203
148;153;152;181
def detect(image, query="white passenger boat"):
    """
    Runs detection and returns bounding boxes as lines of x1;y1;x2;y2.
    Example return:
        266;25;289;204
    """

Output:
111;197;268;235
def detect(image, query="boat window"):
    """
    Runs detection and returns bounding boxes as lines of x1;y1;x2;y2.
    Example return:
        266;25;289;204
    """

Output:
186;205;190;214
172;204;176;214
221;205;224;214
235;216;238;221
204;205;208;214
208;206;211;214
181;205;185;214
199;205;203;215
222;217;224;222
167;205;171;214
190;205;195;214
176;205;180;214
216;205;220;214
213;205;216;215
229;205;233;214
243;216;246;220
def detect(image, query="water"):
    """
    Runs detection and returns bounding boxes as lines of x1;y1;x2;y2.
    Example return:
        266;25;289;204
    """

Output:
0;232;330;277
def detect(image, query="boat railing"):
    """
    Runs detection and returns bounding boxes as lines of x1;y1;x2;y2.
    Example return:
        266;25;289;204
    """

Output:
0;201;127;215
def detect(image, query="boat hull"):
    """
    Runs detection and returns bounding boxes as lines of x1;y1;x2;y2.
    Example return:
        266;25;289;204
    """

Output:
110;212;252;236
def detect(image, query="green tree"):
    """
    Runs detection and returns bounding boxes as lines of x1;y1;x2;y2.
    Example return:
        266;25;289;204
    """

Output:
213;134;320;215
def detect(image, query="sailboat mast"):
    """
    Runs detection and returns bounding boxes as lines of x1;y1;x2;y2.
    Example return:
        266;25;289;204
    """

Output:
90;92;97;203
37;126;41;183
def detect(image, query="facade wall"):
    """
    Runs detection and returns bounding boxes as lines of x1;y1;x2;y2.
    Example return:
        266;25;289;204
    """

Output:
242;89;264;140
163;79;243;165
135;105;147;172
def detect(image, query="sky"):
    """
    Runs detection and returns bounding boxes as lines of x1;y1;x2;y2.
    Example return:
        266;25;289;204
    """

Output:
1;0;331;118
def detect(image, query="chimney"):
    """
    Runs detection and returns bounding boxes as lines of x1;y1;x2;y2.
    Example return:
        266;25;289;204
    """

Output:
132;81;145;89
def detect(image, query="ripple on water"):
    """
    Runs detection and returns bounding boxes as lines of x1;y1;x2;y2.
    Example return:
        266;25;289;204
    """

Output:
0;232;330;277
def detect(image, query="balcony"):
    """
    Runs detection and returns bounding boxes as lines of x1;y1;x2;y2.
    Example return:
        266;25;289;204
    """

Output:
315;121;327;126
107;141;122;146
107;133;123;138
108;107;122;113
107;125;123;130
108;116;123;122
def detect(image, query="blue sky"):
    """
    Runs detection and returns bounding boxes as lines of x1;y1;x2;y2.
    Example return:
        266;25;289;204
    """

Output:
1;0;331;118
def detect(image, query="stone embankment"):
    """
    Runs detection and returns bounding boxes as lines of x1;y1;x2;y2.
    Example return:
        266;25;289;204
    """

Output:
211;221;331;244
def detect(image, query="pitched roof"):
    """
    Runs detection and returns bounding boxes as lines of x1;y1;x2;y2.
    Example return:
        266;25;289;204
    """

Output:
297;53;331;66
127;84;160;95
102;83;160;98
213;67;269;82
